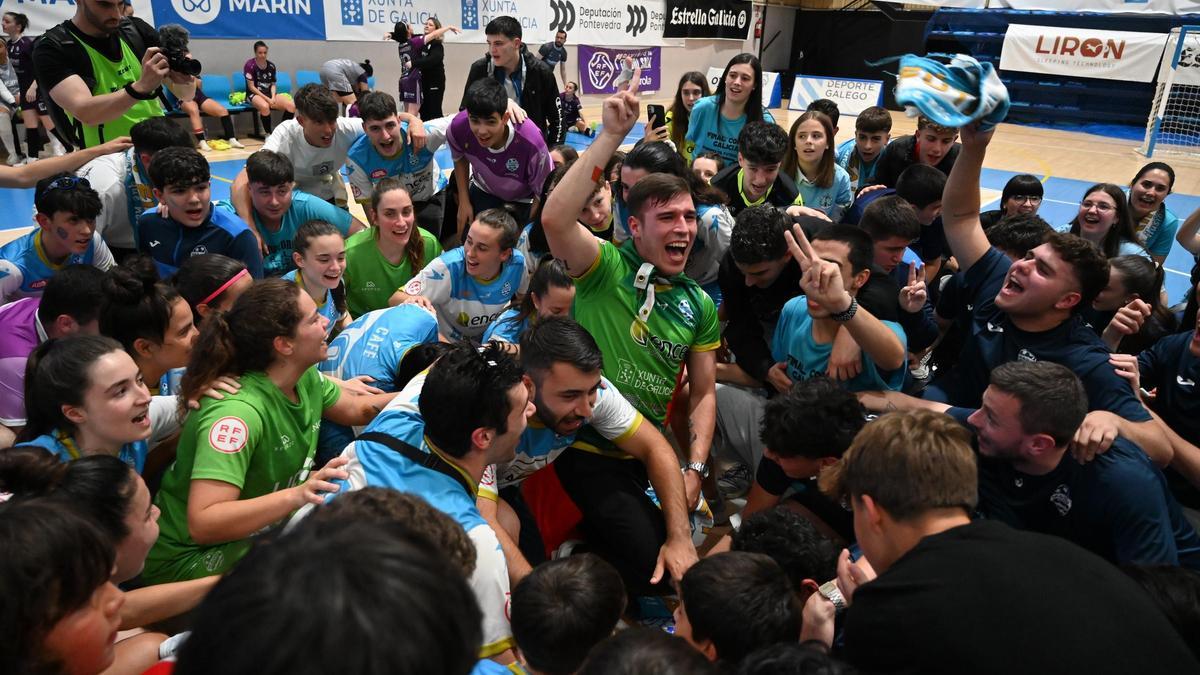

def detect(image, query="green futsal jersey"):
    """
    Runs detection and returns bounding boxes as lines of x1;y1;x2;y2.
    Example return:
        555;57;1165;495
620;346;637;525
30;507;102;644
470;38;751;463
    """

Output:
571;240;719;456
143;369;340;583
343;227;443;318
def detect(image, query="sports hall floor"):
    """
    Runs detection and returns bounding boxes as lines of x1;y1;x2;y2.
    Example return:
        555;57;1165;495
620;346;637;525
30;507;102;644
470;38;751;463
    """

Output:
3;108;1199;303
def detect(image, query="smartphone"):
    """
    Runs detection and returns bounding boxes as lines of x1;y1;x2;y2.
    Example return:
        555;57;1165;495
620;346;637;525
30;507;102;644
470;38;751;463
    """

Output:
647;104;666;131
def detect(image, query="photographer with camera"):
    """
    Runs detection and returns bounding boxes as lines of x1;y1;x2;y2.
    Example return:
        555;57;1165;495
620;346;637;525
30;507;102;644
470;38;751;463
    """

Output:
32;0;195;148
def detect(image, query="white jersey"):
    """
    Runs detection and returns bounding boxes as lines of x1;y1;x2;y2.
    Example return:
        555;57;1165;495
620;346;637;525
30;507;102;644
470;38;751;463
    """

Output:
263;118;364;201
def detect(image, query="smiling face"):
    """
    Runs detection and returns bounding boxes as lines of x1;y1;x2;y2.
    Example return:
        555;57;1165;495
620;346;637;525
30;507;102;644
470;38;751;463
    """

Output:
37;209;97;259
723;63;755;106
681;81;704;112
855;129;888;163
967;387;1029;461
469;112;508;149
155;182;212;228
1075;190;1119;241
792;119;827;170
628;190;697;277
364;114;403;157
249;181;294;226
486;379;536;465
738;156;781;201
1003;194;1041;217
425;18;437;33
994;243;1081;317
149;298;200;371
43;580;124;675
1130;168;1171;217
532;362;599;436
297;113;336;148
916;128;957;166
295;234;347;292
371;188;416;249
113;473;160;583
464;221;511;280
65;350;154;447
286;289;330;366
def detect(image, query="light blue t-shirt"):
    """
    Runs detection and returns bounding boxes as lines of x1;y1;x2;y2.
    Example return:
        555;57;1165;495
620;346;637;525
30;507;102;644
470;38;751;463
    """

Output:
215;190;351;277
1127;195;1179;259
685;95;776;165
794;164;854;222
481;308;528;344
771;296;907;392
0;230;114;303
836;137;885;193
283;269;340;338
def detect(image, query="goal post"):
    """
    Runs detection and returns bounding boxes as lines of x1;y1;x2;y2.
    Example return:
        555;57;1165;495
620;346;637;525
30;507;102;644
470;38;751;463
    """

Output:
1141;25;1200;158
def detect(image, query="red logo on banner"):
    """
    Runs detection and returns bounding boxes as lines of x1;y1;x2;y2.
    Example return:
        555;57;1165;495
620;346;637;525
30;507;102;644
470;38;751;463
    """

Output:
1035;35;1127;60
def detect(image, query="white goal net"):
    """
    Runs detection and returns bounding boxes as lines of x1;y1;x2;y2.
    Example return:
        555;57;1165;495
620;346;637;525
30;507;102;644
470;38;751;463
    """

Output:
1142;26;1200;158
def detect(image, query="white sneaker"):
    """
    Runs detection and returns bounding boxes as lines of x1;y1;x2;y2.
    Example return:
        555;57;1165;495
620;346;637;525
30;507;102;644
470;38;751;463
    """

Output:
228;138;245;149
23;155;37;164
198;139;212;152
4;153;21;166
48;137;66;157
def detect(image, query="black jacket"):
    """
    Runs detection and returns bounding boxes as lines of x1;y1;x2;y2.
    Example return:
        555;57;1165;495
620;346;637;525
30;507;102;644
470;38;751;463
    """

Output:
462;49;560;146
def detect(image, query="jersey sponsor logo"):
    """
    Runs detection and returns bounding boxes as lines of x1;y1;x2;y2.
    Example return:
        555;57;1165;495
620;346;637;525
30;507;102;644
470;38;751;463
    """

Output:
365;281;377;288
426;269;445;281
614;356;676;399
1177;375;1195;388
629;318;689;362
1050;484;1072;516
458;309;504;327
505;158;520;172
30;279;48;289
370;169;388;179
202;549;226;573
209;416;249;453
404;278;424;295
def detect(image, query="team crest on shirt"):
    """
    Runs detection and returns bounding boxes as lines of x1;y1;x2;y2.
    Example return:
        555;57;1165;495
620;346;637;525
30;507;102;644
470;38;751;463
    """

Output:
501;281;512;295
505;158;520;172
351;184;363;198
1017;348;1037;362
1050;484;1072;516
209;416;249;454
677;298;695;324
404;278;423;295
192;245;209;256
370;169;388;179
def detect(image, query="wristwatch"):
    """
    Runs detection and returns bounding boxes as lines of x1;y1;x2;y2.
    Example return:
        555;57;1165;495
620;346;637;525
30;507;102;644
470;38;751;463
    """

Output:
684;462;710;479
830;296;858;323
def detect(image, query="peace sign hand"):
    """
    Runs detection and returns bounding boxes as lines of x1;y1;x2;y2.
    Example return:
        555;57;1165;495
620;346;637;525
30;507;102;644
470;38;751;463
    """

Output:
784;223;853;314
899;262;928;313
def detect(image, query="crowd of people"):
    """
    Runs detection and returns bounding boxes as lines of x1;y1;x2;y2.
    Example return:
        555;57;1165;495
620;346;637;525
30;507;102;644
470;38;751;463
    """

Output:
3;3;1200;674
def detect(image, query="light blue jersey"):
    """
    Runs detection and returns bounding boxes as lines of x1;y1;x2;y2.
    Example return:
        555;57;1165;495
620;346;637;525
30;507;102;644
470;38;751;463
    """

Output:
481;308;527;344
771;297;907;392
345;119;450;204
326;372;514;657
403;247;529;340
794;164;854;222
1128;196;1180;259
215;190;351;277
283;270;340;338
0;230;115;303
20;429;148;474
317;303;440;454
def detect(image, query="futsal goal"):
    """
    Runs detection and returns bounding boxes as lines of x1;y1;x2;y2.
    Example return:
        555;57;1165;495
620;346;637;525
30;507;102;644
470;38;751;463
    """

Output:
1141;26;1200;158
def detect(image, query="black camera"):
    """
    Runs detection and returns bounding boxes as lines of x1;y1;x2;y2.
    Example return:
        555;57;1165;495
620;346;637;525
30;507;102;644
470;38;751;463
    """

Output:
158;24;201;77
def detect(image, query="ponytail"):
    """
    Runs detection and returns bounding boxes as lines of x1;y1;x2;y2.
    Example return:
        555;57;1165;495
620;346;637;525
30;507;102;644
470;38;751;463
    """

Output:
101;254;184;355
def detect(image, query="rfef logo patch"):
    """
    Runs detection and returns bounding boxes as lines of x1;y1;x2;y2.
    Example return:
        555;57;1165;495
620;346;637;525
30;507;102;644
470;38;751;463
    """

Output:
209;416;249;453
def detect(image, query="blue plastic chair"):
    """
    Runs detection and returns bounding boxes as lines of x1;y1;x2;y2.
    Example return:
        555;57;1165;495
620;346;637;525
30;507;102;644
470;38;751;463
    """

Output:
295;70;322;89
276;72;292;96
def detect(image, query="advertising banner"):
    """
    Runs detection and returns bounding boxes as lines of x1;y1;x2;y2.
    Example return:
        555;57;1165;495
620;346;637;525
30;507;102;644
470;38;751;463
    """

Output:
704;66;780;108
1000;24;1167;82
578;45;660;94
324;0;676;47
788;76;883;115
151;0;325;39
1158;31;1200;86
0;0;156;35
663;0;750;40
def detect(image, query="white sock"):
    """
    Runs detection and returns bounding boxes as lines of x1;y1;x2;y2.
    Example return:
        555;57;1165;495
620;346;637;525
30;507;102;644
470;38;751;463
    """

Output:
0;111;16;158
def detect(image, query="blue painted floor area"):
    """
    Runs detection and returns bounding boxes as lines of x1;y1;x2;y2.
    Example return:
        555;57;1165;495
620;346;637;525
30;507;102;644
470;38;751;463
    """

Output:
2;120;1194;304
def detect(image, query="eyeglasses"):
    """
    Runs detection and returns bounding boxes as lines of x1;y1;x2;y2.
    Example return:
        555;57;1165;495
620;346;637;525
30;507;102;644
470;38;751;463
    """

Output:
1010;195;1042;204
44;175;91;192
1081;200;1115;213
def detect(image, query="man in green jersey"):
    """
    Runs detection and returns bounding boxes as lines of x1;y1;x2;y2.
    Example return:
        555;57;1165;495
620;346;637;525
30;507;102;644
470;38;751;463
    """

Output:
540;79;719;594
34;0;194;148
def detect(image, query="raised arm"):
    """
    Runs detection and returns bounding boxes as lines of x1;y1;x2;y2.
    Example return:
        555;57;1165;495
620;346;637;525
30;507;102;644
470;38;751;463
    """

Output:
0;136;132;188
541;87;641;274
1176;205;1200;256
424;25;460;42
940;123;994;273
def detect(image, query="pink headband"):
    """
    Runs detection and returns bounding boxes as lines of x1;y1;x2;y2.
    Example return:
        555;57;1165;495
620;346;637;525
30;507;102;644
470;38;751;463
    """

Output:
199;268;250;307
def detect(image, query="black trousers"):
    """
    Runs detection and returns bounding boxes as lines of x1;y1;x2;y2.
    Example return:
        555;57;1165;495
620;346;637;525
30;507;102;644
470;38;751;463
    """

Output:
419;81;444;121
552;448;668;596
